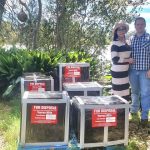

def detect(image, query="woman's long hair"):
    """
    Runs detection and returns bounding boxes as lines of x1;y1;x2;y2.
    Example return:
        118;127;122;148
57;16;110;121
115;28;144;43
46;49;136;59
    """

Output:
113;29;118;41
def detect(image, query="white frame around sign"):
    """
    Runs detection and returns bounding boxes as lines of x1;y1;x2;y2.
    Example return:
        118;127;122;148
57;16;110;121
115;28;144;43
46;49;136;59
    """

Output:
20;91;70;147
72;95;129;149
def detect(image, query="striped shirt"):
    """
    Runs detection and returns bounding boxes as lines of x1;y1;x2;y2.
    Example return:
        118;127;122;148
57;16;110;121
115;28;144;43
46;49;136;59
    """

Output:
129;32;150;70
111;41;131;100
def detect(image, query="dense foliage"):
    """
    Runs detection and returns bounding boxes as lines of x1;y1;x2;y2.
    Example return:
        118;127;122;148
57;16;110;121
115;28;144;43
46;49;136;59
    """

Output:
0;48;103;98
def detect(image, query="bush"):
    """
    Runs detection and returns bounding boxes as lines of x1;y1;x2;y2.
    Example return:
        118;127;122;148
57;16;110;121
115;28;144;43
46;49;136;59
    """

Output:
0;48;100;98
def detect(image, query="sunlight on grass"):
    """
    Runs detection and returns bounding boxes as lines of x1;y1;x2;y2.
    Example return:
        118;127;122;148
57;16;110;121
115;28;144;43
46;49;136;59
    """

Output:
4;118;20;150
128;138;147;150
0;97;20;150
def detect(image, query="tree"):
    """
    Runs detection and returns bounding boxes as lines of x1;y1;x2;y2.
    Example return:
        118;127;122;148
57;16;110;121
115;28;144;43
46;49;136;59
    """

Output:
42;0;141;51
0;0;144;51
18;0;42;49
0;0;6;26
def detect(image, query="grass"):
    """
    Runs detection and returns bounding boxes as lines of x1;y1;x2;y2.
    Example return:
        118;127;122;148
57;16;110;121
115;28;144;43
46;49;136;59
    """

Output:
0;95;150;150
127;121;150;150
0;96;21;150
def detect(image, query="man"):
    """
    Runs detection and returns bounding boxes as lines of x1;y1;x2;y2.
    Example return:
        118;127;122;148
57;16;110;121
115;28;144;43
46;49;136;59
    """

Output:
129;17;150;127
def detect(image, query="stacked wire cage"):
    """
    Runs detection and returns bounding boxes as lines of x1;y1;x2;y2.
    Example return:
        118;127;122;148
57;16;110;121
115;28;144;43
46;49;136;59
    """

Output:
21;72;54;97
55;63;90;91
63;81;103;98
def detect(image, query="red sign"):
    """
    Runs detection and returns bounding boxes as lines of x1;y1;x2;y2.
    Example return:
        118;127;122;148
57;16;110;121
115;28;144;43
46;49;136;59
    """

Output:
28;82;46;92
92;109;117;127
64;66;81;78
31;105;58;124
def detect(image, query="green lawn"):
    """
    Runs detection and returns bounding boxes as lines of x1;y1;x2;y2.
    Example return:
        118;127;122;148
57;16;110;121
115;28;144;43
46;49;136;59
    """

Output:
0;96;150;150
0;97;20;150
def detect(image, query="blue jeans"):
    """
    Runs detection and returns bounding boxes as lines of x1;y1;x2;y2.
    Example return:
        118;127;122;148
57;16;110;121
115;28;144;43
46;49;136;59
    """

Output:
129;69;150;120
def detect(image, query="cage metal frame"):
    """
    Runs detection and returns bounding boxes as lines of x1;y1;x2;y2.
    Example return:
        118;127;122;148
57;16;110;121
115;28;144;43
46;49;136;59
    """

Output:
58;62;90;91
20;91;70;147
21;75;54;97
72;95;129;149
63;81;103;97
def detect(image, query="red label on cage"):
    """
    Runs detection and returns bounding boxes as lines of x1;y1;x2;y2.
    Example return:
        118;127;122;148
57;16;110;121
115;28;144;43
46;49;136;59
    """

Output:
31;105;58;124
92;109;117;127
64;66;81;78
28;82;46;92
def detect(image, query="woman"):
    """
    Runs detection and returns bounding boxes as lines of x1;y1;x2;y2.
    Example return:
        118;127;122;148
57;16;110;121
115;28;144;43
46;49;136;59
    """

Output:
111;20;133;101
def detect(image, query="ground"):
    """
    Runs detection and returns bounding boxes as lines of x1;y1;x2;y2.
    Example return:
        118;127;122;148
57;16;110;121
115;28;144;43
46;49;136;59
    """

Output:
0;134;4;149
129;121;150;150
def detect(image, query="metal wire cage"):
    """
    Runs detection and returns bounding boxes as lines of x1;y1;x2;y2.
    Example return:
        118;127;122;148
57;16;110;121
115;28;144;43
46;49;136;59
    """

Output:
71;95;129;149
20;91;70;147
21;72;54;97
55;63;90;91
63;82;103;98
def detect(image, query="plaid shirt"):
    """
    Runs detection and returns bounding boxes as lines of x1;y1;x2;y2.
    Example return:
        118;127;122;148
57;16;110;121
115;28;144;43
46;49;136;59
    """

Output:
130;32;150;70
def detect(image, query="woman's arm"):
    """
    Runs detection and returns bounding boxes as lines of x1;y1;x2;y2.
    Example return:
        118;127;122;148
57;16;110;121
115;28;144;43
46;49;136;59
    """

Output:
111;45;119;64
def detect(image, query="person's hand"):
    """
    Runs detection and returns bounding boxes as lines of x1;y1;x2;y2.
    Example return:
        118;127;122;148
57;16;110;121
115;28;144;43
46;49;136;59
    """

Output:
128;58;134;64
146;70;150;78
125;58;134;64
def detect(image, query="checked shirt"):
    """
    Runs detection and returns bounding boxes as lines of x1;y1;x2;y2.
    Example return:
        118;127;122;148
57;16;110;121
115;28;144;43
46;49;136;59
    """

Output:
129;32;150;70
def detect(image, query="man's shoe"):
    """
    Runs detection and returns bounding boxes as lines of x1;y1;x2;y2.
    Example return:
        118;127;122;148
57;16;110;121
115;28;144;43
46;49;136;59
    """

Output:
129;112;140;122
